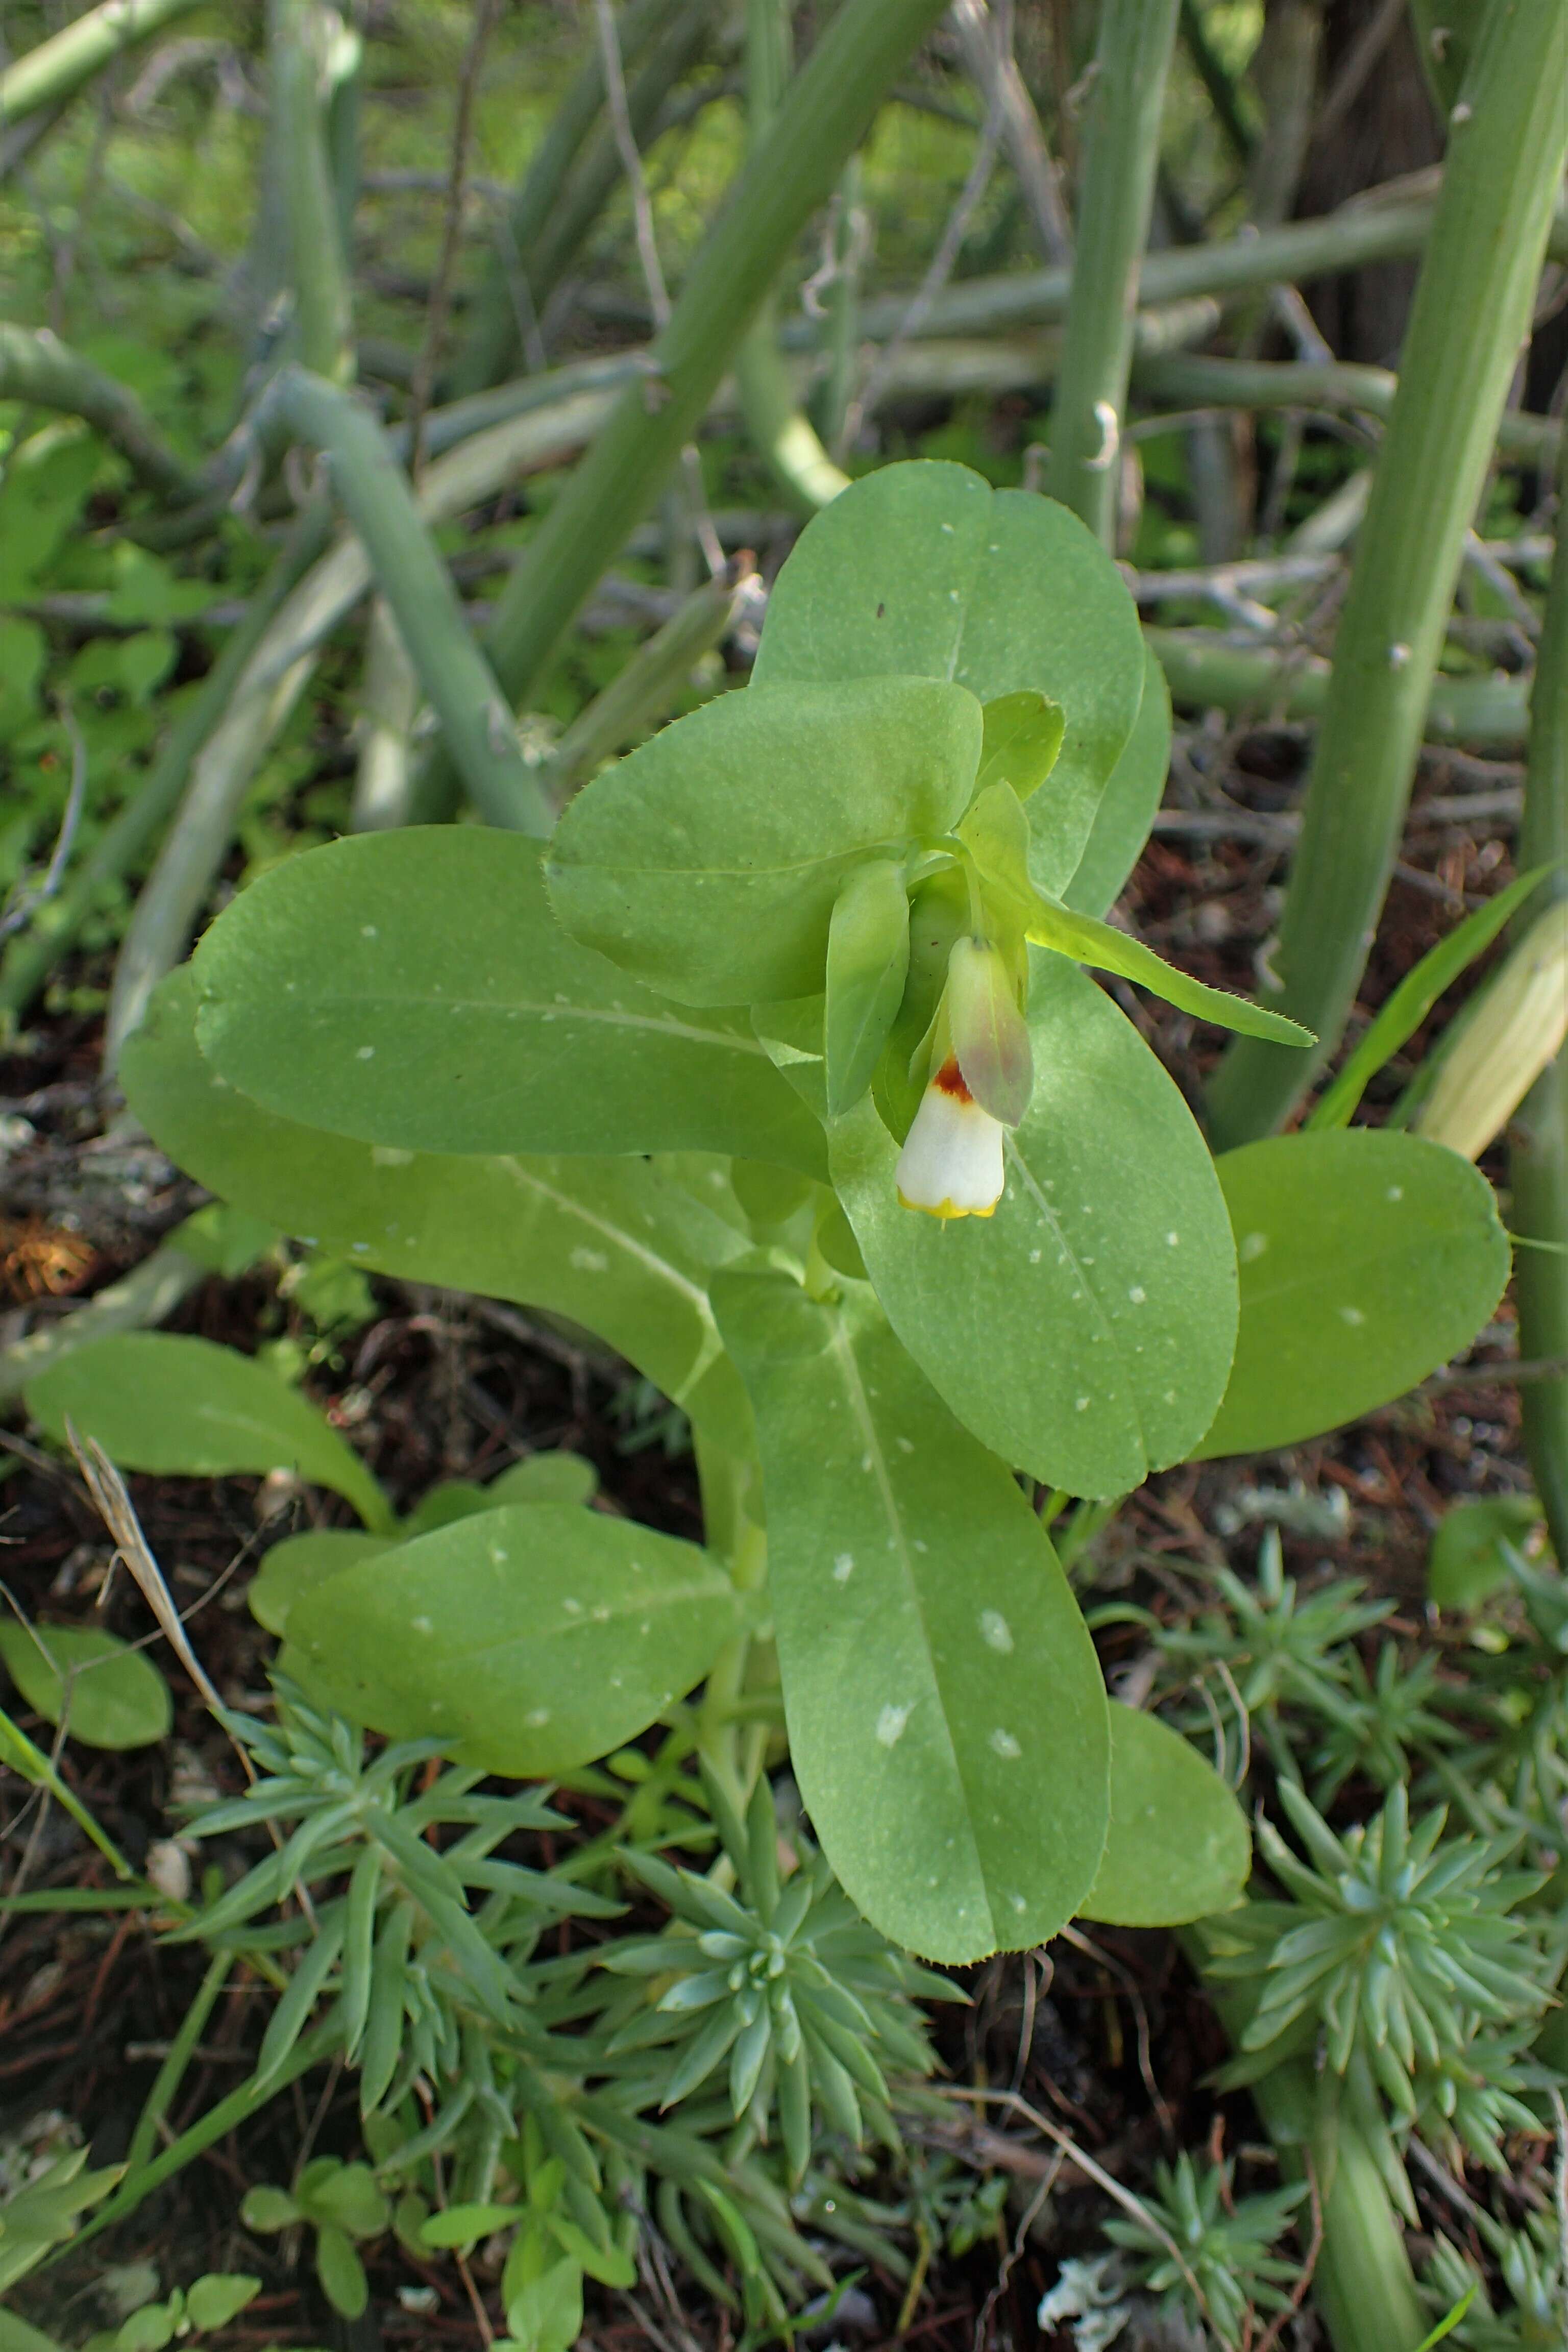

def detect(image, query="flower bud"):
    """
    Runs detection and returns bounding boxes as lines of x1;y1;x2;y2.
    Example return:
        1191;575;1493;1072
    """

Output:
895;1057;1006;1219
946;935;1033;1127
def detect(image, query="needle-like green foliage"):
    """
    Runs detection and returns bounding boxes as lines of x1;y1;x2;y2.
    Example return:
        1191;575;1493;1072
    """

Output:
1101;2152;1307;2349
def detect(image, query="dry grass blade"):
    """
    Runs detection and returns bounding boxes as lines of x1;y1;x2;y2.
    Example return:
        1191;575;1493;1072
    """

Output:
67;1419;224;1713
943;2083;1216;2329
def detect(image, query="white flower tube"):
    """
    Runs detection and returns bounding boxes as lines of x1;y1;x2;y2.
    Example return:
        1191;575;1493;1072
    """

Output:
895;1056;1006;1219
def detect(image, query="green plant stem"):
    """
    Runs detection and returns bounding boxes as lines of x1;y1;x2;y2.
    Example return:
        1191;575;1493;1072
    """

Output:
1135;351;1561;469
1206;0;1568;1148
59;2021;341;2261
448;0;672;396
1512;424;1568;1565
735;0;849;512
1178;0;1255;167
0;503;331;1028
125;1950;235;2172
0;323;201;504
1144;627;1531;751
274;1;354;383
351;596;421;830
0;0;204;124
276;368;550;832
423;0;952;795
1047;0;1183;542
532;567;749;808
1184;1928;1427;2352
807;190;1568;349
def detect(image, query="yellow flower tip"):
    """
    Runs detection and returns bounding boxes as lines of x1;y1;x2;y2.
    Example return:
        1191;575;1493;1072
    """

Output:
895;1058;1006;1220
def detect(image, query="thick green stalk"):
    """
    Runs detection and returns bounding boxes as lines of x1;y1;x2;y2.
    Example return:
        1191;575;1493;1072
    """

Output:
734;0;849;511
443;0;952;753
807;191;1568;349
1512;424;1568;1565
276;368;550;832
0;0;203;124
0;323;200;504
814;155;865;451
1145;628;1531;751
0;503;331;1026
1047;0;1182;542
1185;1928;1427;2352
1206;0;1568;1148
351;596;420;830
449;0;670;396
1135;351;1560;470
274;2;354;382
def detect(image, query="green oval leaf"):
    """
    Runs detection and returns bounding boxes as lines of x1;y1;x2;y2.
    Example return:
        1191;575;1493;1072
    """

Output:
190;833;824;1177
1194;1131;1511;1458
546;675;981;1007
0;1624;170;1752
25;1333;392;1533
752;460;1145;894
712;1270;1110;1963
249;1531;394;1637
121;971;754;1456
831;957;1239;1494
287;1505;739;1775
1063;643;1170;917
1080;1704;1250;1927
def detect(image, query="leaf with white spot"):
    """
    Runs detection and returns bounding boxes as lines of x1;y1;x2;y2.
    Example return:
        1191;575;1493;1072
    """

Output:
121;971;754;1454
284;1506;739;1776
189;831;825;1177
1194;1131;1510;1457
831;955;1238;1495
751;460;1146;894
712;1270;1110;1964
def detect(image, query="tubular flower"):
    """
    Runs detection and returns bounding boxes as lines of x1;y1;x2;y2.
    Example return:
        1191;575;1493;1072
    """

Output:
895;1057;1006;1219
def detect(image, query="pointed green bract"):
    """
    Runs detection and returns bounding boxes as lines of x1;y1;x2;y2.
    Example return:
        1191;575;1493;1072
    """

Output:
1080;1704;1250;1927
712;1268;1110;1963
26;1332;393;1533
545;675;982;1007
824;857;911;1116
121;971;755;1455
976;691;1066;804
751;461;1145;894
1195;1131;1511;1458
189;831;825;1178
1026;892;1316;1047
832;957;1238;1496
285;1505;738;1776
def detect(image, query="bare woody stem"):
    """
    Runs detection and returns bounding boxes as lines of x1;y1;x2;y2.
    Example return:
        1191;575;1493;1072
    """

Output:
1205;0;1568;1147
1046;0;1182;543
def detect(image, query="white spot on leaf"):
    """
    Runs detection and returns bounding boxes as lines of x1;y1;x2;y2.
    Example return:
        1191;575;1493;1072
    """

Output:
978;1610;1013;1653
876;1703;912;1748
